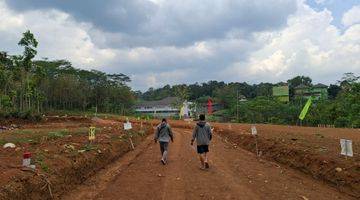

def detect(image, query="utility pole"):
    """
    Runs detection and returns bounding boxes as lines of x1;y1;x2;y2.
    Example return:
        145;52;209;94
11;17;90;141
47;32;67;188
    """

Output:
236;90;239;123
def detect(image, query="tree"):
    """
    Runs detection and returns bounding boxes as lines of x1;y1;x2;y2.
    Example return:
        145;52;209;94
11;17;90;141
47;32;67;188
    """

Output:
328;84;341;100
287;76;312;99
0;31;135;117
338;72;359;91
16;30;38;111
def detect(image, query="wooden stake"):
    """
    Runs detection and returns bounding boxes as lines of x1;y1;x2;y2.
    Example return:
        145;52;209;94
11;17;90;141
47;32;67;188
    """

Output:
255;135;259;157
129;137;135;150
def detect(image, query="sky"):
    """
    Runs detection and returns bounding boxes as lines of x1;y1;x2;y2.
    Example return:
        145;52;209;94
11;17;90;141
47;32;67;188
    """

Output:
0;0;359;91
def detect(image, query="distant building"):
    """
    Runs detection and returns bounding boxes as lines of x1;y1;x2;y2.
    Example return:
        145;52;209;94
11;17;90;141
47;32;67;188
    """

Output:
294;83;328;100
134;97;194;118
134;97;180;117
272;85;289;102
238;95;247;102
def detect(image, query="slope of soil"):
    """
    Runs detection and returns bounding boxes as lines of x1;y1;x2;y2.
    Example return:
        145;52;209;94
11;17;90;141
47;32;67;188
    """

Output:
213;124;360;198
0;117;152;200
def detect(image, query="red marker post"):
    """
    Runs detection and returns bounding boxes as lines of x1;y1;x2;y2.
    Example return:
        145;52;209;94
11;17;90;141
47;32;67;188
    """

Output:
23;152;31;167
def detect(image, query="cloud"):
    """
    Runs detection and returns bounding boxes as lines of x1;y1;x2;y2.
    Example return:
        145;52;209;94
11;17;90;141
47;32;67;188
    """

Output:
342;5;360;27
314;0;327;4
5;0;297;47
0;0;117;69
224;0;360;84
0;0;359;91
4;0;156;34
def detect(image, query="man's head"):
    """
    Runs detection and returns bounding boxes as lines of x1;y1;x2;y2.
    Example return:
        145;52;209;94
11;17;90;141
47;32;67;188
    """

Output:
162;118;167;123
199;114;205;121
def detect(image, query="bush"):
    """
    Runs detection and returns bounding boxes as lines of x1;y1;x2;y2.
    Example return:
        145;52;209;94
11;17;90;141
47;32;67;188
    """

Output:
335;117;350;128
0;110;43;121
351;119;360;128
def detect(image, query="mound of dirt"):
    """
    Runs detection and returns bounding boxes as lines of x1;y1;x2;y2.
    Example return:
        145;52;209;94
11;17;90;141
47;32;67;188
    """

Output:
0;121;153;200
216;128;360;198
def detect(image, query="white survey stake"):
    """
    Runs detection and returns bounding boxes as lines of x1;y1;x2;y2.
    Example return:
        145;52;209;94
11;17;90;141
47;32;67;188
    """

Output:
340;139;353;157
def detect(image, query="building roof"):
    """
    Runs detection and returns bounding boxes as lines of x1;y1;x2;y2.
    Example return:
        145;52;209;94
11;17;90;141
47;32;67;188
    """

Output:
313;83;328;88
295;84;308;89
136;97;179;107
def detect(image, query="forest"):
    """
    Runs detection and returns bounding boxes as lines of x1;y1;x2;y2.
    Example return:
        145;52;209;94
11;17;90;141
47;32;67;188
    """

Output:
0;31;134;119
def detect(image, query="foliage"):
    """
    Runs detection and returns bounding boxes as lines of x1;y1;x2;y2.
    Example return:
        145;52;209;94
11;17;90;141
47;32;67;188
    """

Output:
0;31;135;117
139;72;359;128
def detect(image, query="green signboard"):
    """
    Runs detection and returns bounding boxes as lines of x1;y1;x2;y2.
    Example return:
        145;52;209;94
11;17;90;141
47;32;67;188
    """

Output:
273;86;289;96
273;86;289;102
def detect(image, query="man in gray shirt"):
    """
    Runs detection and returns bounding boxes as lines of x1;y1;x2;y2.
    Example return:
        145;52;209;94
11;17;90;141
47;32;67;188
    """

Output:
154;118;174;165
191;114;212;169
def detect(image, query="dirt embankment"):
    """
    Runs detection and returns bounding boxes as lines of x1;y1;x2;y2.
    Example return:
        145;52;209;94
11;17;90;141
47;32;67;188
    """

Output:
0;117;153;200
214;124;360;198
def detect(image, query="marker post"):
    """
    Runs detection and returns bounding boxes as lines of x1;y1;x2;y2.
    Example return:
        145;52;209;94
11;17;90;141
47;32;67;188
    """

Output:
340;139;353;159
124;121;134;150
251;126;259;157
89;126;96;144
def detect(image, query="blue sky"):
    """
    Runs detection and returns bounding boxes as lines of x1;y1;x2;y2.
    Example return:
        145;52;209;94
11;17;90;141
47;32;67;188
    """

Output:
307;0;359;28
0;0;359;91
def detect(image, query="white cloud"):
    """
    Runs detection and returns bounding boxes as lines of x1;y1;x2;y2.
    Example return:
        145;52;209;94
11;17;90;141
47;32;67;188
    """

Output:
223;0;360;84
342;5;360;27
314;0;327;4
0;0;359;91
0;0;116;69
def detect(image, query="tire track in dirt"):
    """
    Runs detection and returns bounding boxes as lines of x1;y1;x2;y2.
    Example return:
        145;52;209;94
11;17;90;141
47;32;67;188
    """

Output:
62;134;155;200
63;128;356;200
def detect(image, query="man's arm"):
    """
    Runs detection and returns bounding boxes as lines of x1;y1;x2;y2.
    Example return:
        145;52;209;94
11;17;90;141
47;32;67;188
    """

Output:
168;125;174;142
191;126;197;145
208;124;212;141
154;126;159;143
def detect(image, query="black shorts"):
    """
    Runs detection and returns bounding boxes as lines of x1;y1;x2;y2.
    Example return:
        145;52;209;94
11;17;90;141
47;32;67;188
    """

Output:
159;141;169;154
197;145;209;154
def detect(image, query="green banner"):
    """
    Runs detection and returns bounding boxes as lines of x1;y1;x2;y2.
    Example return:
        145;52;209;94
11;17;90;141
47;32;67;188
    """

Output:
299;97;312;120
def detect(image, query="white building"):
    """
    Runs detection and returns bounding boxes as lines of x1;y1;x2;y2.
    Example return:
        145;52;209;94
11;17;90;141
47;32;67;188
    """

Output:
134;97;180;117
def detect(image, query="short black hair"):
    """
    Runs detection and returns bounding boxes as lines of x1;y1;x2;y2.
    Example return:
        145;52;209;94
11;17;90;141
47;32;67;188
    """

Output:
162;118;167;122
199;114;205;121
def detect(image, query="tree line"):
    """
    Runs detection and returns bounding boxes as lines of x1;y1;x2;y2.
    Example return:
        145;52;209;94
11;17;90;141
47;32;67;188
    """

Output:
0;30;134;119
139;74;359;128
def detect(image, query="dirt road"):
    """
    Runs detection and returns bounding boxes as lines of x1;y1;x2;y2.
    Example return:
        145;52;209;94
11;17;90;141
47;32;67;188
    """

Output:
64;128;355;200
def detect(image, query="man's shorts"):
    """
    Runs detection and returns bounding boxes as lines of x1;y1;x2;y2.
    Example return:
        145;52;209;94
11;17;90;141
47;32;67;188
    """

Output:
159;141;169;153
197;145;209;154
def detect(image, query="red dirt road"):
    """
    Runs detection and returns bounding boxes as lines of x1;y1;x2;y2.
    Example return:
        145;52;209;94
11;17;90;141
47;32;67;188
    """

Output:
63;128;355;200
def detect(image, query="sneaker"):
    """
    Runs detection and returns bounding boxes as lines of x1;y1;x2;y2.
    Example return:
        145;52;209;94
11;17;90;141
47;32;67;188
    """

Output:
161;159;166;165
204;162;210;169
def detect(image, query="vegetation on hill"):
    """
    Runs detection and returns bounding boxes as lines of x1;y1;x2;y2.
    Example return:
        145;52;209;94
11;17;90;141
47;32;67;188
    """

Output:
0;30;134;119
139;74;359;128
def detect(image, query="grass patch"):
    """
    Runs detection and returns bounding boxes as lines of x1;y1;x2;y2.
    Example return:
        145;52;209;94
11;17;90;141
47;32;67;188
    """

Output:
0;139;7;146
35;152;50;173
47;129;69;139
14;130;35;134
80;144;98;152
71;127;91;136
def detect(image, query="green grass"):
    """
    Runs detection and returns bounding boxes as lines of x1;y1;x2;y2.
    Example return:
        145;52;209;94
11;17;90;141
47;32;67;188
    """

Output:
14;130;35;134
80;144;98;152
0;139;7;146
47;130;69;139
35;152;50;173
0;128;91;146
